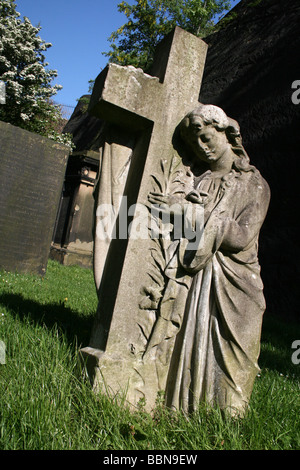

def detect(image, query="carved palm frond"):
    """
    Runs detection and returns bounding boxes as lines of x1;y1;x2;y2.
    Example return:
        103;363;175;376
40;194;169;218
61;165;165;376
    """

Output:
151;155;186;198
138;155;192;350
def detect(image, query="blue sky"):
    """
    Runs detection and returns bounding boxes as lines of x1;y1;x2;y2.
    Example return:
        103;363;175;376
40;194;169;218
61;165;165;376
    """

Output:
16;0;240;112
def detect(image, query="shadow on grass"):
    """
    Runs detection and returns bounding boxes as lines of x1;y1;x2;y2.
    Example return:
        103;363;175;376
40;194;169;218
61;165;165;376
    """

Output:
259;313;300;377
0;292;94;348
1;291;299;378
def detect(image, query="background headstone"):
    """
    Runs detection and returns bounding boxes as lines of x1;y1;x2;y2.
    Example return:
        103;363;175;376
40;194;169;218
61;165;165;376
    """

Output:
0;121;69;275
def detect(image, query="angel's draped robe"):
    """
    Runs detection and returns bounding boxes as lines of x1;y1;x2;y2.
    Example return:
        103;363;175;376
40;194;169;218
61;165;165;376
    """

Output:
151;167;270;415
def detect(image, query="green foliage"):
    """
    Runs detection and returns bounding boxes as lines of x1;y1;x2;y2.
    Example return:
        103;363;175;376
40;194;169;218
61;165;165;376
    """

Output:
103;0;232;70
216;9;237;29
0;261;299;450
0;0;73;148
249;0;265;6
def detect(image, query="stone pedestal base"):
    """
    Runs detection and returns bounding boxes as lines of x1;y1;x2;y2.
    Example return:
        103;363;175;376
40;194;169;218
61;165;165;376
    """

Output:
79;346;163;412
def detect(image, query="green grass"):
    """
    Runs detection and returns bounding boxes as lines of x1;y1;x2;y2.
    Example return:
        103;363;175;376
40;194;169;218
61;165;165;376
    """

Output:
0;260;299;450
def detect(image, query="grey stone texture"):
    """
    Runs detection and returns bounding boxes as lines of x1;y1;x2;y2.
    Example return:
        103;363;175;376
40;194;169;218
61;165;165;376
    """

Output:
0;121;68;275
199;0;300;320
81;27;208;411
63;0;300;321
81;27;270;416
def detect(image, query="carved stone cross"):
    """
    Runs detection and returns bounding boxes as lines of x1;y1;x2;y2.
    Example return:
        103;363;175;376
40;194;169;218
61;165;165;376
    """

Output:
81;27;208;411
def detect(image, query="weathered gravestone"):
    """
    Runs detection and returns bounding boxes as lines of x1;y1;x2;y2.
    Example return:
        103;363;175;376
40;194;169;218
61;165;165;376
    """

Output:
0;121;69;275
81;27;270;416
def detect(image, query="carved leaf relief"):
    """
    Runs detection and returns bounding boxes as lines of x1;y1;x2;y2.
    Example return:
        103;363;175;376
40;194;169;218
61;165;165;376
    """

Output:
137;154;193;354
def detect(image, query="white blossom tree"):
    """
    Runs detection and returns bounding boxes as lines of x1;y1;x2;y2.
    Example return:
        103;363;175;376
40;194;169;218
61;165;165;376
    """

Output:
0;0;72;147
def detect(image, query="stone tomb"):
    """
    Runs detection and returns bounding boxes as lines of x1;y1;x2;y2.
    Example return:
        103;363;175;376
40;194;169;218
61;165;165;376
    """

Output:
0;121;69;275
51;150;100;269
81;27;208;411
